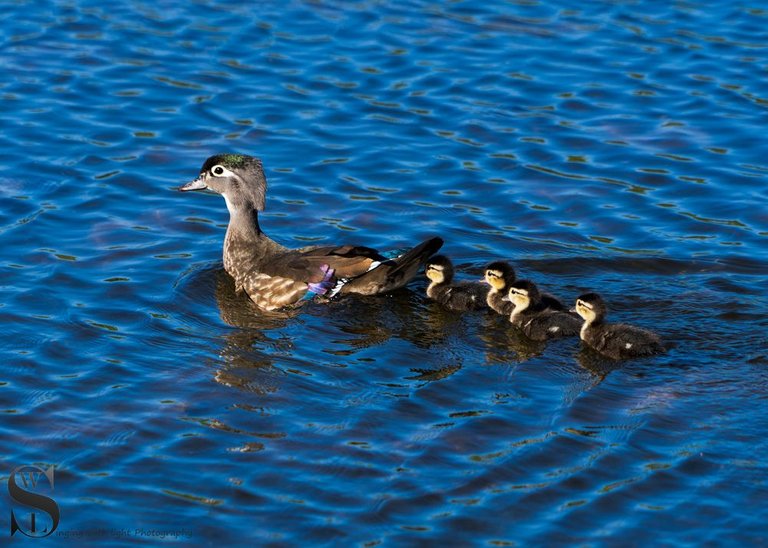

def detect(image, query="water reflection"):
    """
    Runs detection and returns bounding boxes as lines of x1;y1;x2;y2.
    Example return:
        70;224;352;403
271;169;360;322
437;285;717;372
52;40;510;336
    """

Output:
479;314;548;364
574;347;623;381
417;301;478;348
211;268;297;394
406;364;462;382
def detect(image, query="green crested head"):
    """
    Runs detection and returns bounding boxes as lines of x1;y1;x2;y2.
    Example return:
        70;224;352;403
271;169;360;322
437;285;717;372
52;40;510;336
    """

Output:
200;153;258;173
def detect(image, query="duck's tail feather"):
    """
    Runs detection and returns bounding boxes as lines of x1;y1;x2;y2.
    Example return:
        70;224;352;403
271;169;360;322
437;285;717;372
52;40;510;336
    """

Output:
338;236;443;296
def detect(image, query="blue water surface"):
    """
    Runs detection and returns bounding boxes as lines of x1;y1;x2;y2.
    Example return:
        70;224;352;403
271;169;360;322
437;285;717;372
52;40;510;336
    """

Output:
2;0;767;545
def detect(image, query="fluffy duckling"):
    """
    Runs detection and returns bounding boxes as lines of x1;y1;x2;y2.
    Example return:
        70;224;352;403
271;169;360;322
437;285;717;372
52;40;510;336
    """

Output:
574;292;664;360
504;280;581;341
484;261;517;315
425;255;488;312
484;260;567;314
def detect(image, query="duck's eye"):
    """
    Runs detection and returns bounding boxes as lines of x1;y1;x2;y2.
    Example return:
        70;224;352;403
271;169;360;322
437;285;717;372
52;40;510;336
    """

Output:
211;165;226;176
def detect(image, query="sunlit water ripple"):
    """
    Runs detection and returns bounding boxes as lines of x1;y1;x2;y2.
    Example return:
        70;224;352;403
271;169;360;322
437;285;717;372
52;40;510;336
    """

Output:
2;0;767;545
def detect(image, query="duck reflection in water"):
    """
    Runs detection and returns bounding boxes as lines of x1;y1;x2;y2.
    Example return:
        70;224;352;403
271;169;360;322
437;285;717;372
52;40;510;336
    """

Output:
212;268;297;394
308;286;454;353
213;267;453;374
573;346;628;382
478;314;547;365
207;262;627;387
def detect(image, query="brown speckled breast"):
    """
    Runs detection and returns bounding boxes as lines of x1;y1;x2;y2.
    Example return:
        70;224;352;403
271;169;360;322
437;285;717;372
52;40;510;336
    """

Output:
239;272;309;311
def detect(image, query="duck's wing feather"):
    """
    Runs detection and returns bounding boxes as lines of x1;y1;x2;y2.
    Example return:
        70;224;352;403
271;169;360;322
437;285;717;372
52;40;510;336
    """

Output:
339;236;443;295
259;245;388;283
439;282;487;311
487;291;513;315
607;324;664;357
251;237;442;301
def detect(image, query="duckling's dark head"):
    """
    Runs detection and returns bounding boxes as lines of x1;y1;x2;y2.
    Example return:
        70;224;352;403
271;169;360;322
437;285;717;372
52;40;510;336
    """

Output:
505;279;540;309
574;292;607;323
484;260;516;290
425;254;454;284
179;154;267;212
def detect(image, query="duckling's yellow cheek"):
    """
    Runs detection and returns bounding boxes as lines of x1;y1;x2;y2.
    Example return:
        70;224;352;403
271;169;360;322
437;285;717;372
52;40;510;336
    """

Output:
576;305;593;321
426;271;442;283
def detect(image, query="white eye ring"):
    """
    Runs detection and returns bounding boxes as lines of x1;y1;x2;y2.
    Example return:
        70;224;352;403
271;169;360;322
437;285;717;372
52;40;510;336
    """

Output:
211;165;226;176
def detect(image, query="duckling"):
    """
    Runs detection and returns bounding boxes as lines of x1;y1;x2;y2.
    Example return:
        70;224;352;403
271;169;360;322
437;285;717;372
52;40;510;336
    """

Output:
483;260;567;314
179;154;443;310
484;261;517;315
425;255;488;312
504;280;581;341
574;292;664;360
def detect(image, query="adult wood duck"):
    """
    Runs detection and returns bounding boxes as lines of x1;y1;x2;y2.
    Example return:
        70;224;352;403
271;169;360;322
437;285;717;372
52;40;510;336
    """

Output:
179;154;443;311
504;279;580;341
573;292;664;360
424;254;487;312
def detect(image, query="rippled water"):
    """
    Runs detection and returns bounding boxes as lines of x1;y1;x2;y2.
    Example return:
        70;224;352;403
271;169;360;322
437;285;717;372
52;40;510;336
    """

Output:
2;0;767;544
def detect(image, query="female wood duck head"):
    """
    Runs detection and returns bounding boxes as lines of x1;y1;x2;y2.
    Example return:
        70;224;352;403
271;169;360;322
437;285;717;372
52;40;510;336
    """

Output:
179;154;267;215
484;260;516;291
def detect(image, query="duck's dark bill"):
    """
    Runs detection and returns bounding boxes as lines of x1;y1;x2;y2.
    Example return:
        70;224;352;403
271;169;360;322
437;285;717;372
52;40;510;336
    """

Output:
178;178;207;192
